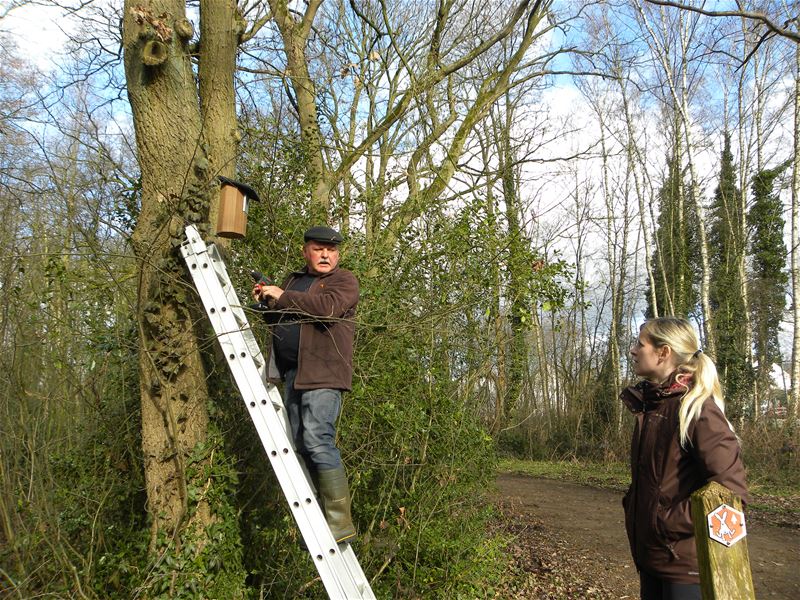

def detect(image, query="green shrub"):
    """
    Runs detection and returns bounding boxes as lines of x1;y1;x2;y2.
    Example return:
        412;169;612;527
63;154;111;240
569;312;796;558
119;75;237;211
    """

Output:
739;419;800;494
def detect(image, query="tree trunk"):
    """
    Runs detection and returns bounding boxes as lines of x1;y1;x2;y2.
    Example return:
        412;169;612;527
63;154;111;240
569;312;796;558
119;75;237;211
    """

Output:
122;0;213;547
499;98;528;426
678;42;716;357
200;0;242;239
791;44;800;418
736;42;756;418
685;121;716;355
268;0;330;220
482;133;507;434
618;73;658;318
599;111;623;414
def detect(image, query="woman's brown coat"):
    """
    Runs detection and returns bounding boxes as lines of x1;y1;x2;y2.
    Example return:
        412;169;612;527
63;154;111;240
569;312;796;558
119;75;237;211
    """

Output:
621;378;749;583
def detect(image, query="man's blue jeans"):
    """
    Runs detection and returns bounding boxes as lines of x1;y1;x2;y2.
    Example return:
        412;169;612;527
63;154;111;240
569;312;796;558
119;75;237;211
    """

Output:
283;369;342;470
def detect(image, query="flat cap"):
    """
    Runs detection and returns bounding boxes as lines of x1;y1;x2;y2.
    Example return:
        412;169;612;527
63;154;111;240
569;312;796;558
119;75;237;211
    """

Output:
304;226;343;244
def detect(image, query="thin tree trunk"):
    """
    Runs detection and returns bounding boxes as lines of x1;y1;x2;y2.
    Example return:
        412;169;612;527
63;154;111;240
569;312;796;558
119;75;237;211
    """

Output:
199;0;241;240
531;305;550;424
678;34;716;357
618;74;658;317
683;111;716;355
500;96;528;424
597;111;623;412
791;44;800;418
650;129;677;317
268;0;330;219
482;133;507;434
737;33;756;419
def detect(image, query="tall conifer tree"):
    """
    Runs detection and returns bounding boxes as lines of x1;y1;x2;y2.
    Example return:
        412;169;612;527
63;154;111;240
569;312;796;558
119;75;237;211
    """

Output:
648;140;698;319
709;133;752;417
749;162;790;412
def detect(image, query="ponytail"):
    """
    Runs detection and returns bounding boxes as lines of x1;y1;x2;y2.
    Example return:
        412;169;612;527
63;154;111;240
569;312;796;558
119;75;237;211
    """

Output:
675;351;726;447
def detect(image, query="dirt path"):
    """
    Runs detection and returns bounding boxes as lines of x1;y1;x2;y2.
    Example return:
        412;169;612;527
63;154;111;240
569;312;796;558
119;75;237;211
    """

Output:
497;473;799;599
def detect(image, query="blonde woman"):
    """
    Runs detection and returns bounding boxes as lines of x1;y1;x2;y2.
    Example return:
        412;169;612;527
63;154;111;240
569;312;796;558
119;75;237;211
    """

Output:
622;317;748;600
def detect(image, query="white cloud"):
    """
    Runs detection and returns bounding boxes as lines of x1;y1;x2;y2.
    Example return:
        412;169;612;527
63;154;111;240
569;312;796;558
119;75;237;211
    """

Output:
1;4;72;70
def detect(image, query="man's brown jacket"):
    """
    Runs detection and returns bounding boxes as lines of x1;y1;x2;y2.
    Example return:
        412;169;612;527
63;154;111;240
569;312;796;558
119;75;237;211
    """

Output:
270;266;358;391
621;377;748;584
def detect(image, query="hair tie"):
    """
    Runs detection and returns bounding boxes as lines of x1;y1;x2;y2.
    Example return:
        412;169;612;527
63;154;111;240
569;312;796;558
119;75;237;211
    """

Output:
692;349;703;359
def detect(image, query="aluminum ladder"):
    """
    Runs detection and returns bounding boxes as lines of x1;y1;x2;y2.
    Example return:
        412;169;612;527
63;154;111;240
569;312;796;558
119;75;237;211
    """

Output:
180;224;375;599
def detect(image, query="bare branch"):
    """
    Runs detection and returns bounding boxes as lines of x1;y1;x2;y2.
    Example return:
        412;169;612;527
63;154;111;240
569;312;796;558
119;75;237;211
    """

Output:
644;0;800;44
240;11;272;44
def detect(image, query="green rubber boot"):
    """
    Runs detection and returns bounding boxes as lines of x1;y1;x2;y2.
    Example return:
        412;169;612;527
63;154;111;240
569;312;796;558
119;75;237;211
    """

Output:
318;467;357;544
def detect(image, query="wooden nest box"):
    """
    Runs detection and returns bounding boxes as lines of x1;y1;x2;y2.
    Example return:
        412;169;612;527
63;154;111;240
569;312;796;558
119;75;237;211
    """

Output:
216;176;261;239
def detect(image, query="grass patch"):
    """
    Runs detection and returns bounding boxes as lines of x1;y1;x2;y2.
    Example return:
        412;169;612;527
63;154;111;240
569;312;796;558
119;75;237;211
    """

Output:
746;474;800;498
498;458;630;492
498;458;800;498
499;458;800;529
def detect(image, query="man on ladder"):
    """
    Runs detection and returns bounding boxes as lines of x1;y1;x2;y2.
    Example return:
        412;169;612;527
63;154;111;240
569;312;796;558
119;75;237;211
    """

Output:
252;225;358;544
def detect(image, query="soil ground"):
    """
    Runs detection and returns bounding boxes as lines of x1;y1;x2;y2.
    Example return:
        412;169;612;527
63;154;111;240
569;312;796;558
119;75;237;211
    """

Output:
495;473;799;599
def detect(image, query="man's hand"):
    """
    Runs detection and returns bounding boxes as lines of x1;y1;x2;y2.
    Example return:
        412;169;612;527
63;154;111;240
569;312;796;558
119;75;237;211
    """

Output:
253;284;284;303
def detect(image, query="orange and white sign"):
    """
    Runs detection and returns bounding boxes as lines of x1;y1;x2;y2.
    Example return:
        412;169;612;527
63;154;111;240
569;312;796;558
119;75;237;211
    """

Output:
707;503;747;547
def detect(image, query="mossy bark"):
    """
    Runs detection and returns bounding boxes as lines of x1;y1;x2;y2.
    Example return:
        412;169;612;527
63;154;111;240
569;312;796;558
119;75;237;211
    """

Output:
123;0;215;546
691;482;755;600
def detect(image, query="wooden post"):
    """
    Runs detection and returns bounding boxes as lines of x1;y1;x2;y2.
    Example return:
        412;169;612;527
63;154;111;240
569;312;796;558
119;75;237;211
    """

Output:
691;481;755;600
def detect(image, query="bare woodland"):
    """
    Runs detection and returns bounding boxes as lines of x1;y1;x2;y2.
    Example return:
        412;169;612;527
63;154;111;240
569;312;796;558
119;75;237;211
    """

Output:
1;0;798;597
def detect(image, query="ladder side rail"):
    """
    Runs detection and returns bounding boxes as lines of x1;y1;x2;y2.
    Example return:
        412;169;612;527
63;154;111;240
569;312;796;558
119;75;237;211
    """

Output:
225;365;359;597
182;234;265;371
231;375;359;598
209;324;345;560
335;539;373;591
222;310;374;596
206;245;265;370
